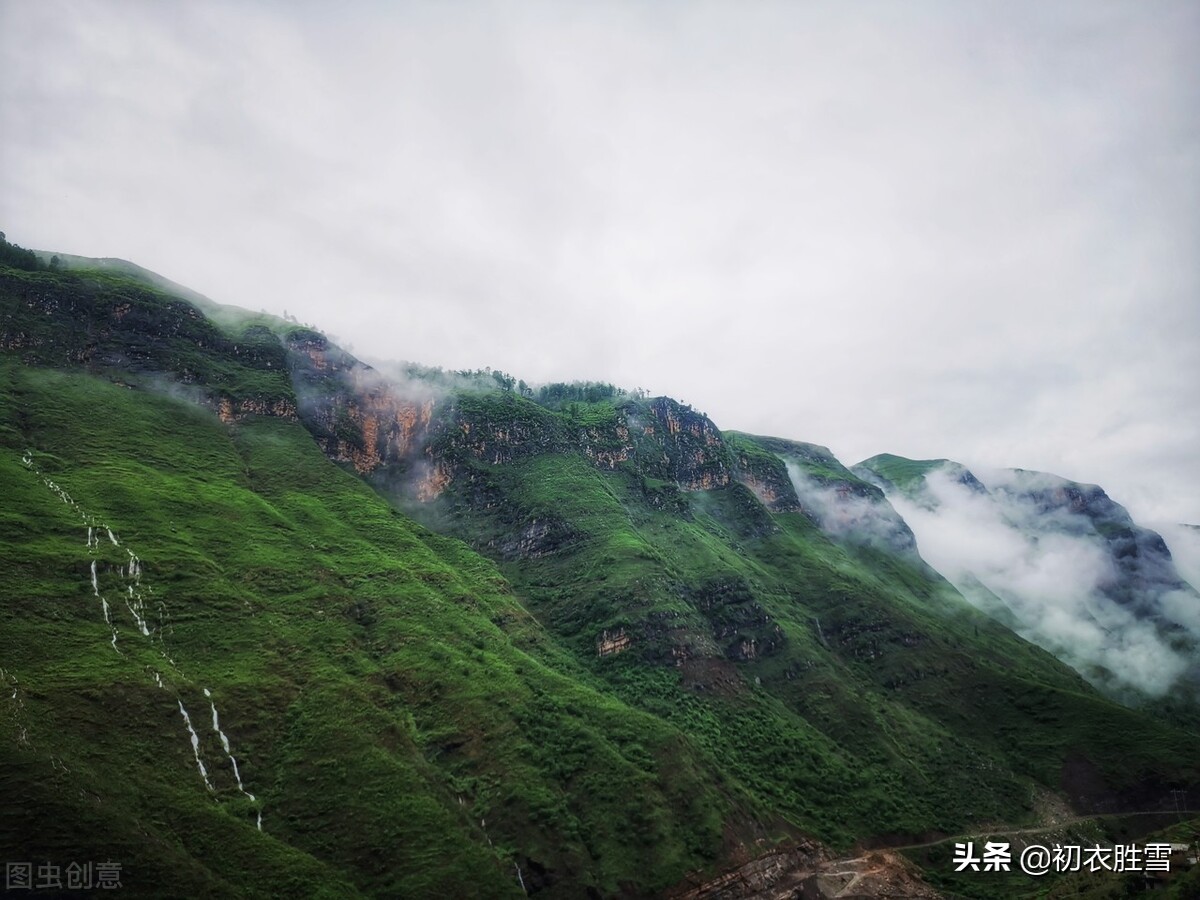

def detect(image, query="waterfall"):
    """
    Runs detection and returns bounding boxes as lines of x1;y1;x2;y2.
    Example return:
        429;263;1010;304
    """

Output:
21;451;267;827
125;599;150;637
177;700;214;791
204;688;257;801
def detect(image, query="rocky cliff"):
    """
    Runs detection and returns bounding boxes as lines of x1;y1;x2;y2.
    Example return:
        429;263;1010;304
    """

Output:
0;268;294;415
6;256;1199;896
856;454;1200;699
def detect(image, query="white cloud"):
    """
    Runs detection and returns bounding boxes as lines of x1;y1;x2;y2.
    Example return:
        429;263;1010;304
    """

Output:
1159;524;1200;593
2;0;1197;522
783;460;916;555
886;467;1196;697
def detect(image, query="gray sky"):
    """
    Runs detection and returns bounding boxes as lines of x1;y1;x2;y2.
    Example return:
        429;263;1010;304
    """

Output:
3;0;1198;523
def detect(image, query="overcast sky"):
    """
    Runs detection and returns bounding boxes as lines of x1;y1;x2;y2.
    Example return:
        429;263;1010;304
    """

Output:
3;0;1198;523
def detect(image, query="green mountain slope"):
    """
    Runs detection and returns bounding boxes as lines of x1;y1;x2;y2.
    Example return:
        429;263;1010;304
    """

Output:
2;245;1198;897
0;270;768;896
854;453;1200;706
382;393;1197;831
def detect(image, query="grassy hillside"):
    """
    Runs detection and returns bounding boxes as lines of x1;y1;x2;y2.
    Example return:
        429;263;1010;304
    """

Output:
414;410;1199;845
3;256;1198;897
854;453;952;493
0;356;759;896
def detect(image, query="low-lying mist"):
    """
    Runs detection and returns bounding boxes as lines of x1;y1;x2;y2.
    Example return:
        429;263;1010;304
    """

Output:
1158;523;1200;596
782;461;917;558
884;466;1199;698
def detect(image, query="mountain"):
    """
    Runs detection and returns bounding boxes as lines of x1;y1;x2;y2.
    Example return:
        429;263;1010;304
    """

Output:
854;454;1200;704
2;238;1198;897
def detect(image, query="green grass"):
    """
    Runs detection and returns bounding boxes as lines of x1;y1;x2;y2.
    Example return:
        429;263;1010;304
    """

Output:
855;452;950;491
3;261;1198;898
0;361;754;897
418;403;1200;850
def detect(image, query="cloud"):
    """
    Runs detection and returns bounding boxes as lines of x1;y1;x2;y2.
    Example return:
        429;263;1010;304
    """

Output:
886;466;1197;697
782;460;916;557
2;0;1197;524
1158;523;1200;595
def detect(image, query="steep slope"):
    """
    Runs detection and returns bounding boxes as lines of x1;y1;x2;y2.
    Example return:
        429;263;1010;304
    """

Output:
855;454;1200;702
729;434;920;561
274;331;1200;841
3;251;1199;898
0;266;779;897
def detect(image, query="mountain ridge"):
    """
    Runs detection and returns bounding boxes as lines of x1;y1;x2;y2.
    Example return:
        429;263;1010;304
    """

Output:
2;240;1198;897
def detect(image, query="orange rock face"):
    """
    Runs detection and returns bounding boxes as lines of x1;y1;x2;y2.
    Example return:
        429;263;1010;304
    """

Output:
682;470;731;491
330;395;436;474
597;628;632;657
740;474;780;506
416;463;451;502
215;396;298;425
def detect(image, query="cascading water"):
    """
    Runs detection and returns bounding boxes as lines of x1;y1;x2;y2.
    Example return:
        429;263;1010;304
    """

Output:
177;700;214;792
23;449;264;830
125;599;151;637
203;687;256;801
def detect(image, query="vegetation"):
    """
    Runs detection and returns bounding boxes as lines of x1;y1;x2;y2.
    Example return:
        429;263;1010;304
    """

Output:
2;251;1197;897
0;232;46;272
423;423;1198;845
0;357;752;897
854;452;950;492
